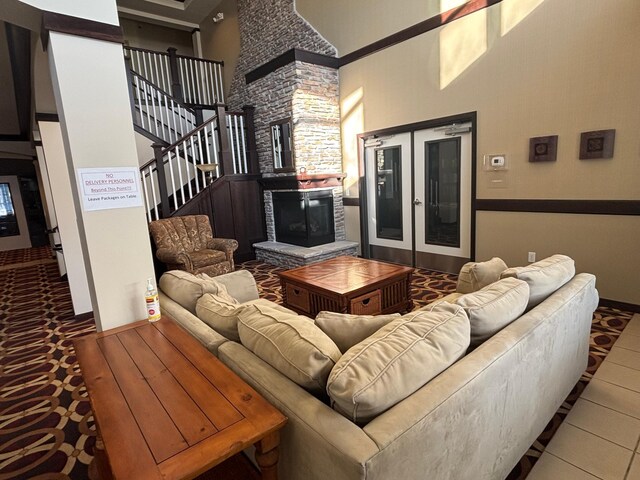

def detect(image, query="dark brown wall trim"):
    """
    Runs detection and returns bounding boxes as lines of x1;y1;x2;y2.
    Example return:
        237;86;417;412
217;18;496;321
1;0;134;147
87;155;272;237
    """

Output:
599;298;640;314
35;113;59;122
74;311;95;321
41;12;124;49
339;0;503;66
343;197;360;207
475;199;640;216
245;48;340;84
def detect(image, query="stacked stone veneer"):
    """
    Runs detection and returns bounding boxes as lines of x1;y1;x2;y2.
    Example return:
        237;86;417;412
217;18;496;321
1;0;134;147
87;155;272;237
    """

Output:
229;0;349;264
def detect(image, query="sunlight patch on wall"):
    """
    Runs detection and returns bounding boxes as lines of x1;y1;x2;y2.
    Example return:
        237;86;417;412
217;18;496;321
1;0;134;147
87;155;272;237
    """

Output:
501;0;545;36
440;0;468;13
440;10;487;89
340;87;364;195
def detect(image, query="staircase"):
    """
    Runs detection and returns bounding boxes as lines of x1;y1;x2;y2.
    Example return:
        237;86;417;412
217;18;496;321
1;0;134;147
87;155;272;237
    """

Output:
124;46;264;262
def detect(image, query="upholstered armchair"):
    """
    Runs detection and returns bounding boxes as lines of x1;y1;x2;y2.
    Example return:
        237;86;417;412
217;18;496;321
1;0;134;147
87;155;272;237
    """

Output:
149;215;238;277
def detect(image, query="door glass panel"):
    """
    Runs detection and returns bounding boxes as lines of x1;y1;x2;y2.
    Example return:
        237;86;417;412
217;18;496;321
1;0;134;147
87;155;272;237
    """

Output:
0;183;19;237
375;147;403;240
425;138;460;247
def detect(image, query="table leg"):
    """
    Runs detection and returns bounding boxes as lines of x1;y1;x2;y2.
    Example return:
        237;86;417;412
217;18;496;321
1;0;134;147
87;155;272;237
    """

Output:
255;431;280;480
89;431;114;480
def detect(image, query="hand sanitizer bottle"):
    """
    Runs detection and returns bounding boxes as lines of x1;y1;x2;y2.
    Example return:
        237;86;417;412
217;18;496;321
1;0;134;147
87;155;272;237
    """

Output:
145;278;161;322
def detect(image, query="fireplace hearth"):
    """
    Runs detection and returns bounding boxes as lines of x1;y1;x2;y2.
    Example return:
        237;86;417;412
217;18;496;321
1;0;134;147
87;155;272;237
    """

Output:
273;190;335;247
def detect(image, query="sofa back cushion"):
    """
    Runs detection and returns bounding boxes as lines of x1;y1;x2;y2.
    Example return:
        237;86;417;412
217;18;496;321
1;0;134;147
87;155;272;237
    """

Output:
314;312;401;353
159;270;227;314
197;296;297;342
455;277;529;346
198;270;259;303
500;254;575;309
457;257;508;294
238;304;342;394
327;303;470;424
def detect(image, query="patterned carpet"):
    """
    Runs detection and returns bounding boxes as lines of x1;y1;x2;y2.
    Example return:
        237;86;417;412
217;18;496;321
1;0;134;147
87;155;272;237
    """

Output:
0;250;633;479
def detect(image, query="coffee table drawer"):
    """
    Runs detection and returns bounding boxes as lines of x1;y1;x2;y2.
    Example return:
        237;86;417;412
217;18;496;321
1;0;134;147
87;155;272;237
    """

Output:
285;284;310;312
350;290;381;315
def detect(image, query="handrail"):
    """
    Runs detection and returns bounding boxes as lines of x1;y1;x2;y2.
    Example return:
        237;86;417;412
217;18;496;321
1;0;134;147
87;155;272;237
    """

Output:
129;70;194;113
138;106;256;222
129;70;197;144
124;45;169;57
124;45;223;65
124;45;225;106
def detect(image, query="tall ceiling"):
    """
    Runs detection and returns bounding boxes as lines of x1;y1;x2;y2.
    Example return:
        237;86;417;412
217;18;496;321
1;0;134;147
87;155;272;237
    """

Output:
0;0;224;165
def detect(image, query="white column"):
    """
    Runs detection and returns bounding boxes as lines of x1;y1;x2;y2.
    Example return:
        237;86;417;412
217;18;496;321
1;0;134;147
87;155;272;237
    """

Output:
38;121;90;306
34;141;67;277
46;31;156;331
192;29;203;58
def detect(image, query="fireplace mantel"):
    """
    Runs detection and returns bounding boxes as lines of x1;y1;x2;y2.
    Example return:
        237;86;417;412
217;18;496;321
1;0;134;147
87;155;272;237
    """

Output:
259;173;346;190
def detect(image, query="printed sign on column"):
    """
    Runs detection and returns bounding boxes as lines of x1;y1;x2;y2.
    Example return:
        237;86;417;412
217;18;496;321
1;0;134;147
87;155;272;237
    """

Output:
77;167;144;212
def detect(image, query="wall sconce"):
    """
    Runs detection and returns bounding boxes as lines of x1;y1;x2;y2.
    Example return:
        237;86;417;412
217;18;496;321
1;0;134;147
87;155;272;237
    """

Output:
212;12;224;23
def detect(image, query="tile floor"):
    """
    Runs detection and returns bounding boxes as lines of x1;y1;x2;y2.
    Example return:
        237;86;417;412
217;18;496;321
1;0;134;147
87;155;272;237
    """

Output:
528;313;640;480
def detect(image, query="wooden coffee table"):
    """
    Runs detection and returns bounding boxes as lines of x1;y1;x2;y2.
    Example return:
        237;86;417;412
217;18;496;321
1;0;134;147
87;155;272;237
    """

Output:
279;256;413;317
74;316;287;480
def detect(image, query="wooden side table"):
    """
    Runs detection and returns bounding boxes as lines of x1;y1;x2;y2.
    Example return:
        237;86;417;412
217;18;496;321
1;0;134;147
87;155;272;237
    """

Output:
74;317;287;480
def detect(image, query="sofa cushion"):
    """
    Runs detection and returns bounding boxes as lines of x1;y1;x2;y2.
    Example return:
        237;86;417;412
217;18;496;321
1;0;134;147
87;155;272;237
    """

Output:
455;277;529;346
457;257;508;294
314;312;401;353
500;254;575;309
326;303;470;424
159;270;228;314
197;296;296;342
198;270;259;303
238;304;342;394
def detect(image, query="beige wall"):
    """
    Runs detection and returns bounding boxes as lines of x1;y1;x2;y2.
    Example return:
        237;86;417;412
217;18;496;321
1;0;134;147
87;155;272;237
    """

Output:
199;0;240;100
120;18;194;56
299;0;640;304
477;212;640;304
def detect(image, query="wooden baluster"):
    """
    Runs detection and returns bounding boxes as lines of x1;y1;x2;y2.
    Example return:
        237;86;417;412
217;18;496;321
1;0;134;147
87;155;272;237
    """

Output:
152;144;171;217
167;47;184;103
242;105;259;174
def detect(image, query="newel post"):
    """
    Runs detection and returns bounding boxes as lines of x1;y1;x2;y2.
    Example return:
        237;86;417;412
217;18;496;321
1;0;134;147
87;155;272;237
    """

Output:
242;105;259;174
166;47;184;103
215;104;234;176
152;144;171;218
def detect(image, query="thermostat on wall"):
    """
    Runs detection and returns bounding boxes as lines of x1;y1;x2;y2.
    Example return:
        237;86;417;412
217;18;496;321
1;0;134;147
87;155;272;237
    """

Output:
484;154;507;171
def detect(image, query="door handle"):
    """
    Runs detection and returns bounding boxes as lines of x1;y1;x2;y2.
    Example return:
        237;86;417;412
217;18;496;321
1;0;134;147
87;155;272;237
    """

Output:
413;198;423;206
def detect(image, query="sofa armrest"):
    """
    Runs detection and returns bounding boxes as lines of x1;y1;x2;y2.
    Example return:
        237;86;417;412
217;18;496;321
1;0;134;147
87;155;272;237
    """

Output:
208;238;238;256
159;291;228;355
156;247;192;270
218;341;379;480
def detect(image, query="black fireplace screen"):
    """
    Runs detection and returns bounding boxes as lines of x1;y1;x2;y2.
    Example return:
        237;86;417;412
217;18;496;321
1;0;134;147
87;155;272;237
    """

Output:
273;191;335;247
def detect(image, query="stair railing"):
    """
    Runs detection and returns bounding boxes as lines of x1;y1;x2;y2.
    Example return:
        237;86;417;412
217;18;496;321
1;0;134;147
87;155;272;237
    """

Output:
129;70;197;144
139;105;258;222
124;46;224;107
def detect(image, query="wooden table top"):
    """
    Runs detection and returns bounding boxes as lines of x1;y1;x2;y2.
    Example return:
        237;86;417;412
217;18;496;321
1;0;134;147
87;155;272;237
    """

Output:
278;256;414;295
74;317;286;480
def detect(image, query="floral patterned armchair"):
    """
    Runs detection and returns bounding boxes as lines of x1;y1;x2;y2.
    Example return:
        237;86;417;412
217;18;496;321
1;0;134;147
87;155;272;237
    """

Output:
149;215;238;277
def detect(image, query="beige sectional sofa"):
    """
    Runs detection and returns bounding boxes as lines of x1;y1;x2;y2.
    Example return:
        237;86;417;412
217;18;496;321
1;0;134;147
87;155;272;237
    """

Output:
158;256;598;480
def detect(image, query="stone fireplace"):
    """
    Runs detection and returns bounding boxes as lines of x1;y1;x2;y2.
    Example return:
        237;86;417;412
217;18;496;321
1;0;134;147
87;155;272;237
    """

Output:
273;190;334;247
227;0;358;267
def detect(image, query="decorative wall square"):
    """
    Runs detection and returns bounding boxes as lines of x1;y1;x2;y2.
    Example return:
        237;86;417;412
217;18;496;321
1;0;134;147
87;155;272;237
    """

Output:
529;135;558;162
580;129;615;159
